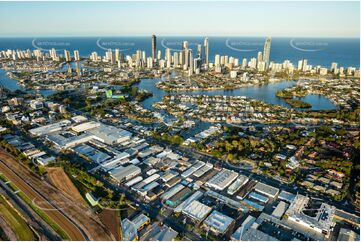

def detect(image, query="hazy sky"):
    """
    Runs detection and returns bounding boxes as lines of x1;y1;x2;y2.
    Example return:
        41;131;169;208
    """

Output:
0;1;359;37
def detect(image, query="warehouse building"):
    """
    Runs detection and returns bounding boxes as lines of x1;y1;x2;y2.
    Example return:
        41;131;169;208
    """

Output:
227;175;249;195
248;192;269;204
47;132;94;149
182;200;212;222
206;169;238;191
109;165;141;183
203;210;235;235
271;201;289;219
71;121;100;133
174;190;204;213
29;120;71;136
254;182;279;198
165;187;192;207
192;163;213;178
278;190;296;203
231;215;256;241
89;124;132;145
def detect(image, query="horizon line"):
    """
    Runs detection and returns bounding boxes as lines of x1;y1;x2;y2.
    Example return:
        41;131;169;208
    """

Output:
0;35;359;39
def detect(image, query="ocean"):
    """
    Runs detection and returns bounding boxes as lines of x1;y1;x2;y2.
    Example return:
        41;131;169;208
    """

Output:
0;37;359;68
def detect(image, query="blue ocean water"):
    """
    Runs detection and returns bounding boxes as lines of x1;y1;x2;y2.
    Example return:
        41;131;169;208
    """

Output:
0;37;359;68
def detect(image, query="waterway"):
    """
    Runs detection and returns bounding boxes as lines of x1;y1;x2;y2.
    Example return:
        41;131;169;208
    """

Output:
135;78;336;111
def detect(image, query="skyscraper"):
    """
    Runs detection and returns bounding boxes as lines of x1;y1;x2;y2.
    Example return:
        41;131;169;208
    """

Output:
152;35;157;60
204;37;209;65
263;37;271;69
74;50;80;61
64;50;71;62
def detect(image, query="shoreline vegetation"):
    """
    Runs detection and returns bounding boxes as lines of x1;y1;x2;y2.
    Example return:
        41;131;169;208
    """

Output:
284;99;312;109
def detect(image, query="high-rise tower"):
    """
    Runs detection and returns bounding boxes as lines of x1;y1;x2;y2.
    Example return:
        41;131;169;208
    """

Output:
204;37;209;65
263;37;271;69
152;35;157;60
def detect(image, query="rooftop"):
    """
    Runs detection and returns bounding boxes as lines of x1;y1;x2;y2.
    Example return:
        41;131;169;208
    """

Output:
203;210;234;234
182;200;212;221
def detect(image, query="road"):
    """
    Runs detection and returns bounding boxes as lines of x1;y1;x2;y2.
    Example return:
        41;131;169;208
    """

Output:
0;152;86;241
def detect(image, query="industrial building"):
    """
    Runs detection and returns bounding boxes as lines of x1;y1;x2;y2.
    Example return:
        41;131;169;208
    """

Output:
109;165;141;183
132;213;150;231
71;121;100;133
165;187;192;207
88;124;132;145
248;192;269;204
182;200;212;222
278;190;296;203
203;210;235;235
271;201;289;219
205;168;238;190
29;120;71;136
254;182;279;198
230;215;256;241
174;190;203;213
227;175;249;195
241;227;277;241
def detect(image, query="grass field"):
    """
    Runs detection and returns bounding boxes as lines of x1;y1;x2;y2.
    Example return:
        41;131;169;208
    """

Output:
0;195;38;241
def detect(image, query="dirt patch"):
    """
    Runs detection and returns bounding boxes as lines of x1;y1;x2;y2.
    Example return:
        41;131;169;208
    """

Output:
47;167;86;208
99;209;121;240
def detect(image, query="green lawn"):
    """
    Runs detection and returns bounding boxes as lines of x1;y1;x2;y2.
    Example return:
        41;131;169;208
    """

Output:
0;195;38;241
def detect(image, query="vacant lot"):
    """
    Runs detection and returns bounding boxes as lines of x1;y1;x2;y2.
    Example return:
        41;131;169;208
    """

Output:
0;195;37;241
99;209;121;241
47;167;86;207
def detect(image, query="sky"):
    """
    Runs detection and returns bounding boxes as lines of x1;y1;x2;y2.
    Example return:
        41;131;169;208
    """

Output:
0;1;359;38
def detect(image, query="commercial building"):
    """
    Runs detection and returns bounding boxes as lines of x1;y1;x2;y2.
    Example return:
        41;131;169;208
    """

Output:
203;210;235;235
206;168;238;190
182;200;212;222
254;182;279;198
285;194;336;237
